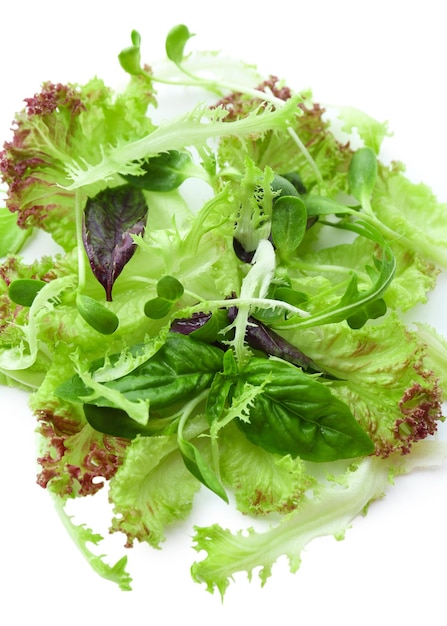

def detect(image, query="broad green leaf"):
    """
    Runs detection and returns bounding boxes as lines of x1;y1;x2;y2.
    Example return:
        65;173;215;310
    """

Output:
56;333;224;412
83;404;154;438
206;372;235;424
235;358;375;462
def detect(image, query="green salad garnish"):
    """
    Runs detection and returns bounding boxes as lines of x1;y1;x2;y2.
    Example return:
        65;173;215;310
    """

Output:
1;24;447;598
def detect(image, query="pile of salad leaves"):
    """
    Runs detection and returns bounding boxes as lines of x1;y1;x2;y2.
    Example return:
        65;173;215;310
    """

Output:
1;25;447;597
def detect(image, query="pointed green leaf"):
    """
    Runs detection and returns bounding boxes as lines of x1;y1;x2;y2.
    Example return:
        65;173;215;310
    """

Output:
348;147;378;205
271;195;307;260
235;358;375;462
178;437;229;503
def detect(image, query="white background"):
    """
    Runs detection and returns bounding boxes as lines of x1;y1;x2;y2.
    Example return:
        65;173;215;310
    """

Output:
1;1;447;624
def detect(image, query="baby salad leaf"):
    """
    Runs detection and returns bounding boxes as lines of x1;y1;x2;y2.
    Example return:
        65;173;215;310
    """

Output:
235;358;375;462
9;278;47;307
83;184;148;301
118;30;143;76
144;275;184;319
348;147;378;206
271;195;308;261
76;293;119;335
165;24;195;65
83;404;156;438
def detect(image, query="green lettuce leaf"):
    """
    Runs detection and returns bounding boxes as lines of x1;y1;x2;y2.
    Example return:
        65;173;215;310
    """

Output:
372;164;447;267
53;496;132;591
284;313;443;457
109;432;202;548
219;424;316;515
0;75;155;251
191;443;447;597
0;206;32;256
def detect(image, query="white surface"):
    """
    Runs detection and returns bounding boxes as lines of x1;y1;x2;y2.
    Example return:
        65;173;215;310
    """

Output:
1;2;447;625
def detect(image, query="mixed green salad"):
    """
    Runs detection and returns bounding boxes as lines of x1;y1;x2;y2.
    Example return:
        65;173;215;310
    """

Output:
1;25;447;597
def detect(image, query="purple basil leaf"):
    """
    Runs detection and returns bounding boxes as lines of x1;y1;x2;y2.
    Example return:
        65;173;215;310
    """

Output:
170;311;213;335
83;184;148;301
227;306;326;375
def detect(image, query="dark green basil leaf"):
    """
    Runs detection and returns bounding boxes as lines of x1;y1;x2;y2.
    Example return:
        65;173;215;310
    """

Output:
122;151;194;192
83;404;153;438
235;358;374;462
206;372;235;424
56;333;224;412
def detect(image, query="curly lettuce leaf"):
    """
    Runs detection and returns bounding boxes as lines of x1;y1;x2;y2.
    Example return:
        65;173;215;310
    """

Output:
109;432;202;548
372;163;447;267
0;251;79;385
36;410;129;498
284;313;443;457
219;424;316;515
330;105;390;154
191;442;447;597
64;95;303;190
0;206;32;255
293;230;439;315
216;88;353;196
54;496;132;591
0;74;155;251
